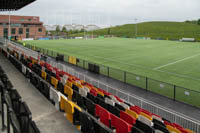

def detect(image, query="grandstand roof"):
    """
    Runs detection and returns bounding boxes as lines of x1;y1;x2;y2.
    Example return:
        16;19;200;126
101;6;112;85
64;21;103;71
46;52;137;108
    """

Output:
0;0;36;11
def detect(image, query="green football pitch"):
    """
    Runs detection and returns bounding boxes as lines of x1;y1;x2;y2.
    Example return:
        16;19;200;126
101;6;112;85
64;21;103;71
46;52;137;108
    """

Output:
22;38;200;107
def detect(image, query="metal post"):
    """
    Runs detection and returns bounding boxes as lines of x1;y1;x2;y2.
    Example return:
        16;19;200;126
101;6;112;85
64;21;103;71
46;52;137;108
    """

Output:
108;66;110;77
146;77;148;91
124;71;126;83
174;85;176;101
8;11;11;42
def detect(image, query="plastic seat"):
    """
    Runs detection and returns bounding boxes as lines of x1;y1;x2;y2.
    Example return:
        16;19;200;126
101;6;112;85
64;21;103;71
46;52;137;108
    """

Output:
120;111;136;125
115;116;132;133
60;95;67;111
79;112;95;133
120;102;130;110
98;105;111;127
64;98;82;124
115;103;125;111
41;70;47;80
107;104;120;117
152;114;163;123
153;122;169;133
90;89;98;97
66;79;73;87
138;115;153;127
105;97;115;106
166;125;181;133
125;109;139;119
153;119;166;128
64;85;73;100
85;98;95;116
135;119;155;133
185;129;195;133
79;87;87;97
49;87;60;110
140;112;152;121
51;76;58;89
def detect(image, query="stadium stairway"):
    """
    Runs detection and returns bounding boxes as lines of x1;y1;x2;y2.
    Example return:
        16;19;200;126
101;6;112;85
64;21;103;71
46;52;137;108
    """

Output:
0;53;80;133
58;57;200;121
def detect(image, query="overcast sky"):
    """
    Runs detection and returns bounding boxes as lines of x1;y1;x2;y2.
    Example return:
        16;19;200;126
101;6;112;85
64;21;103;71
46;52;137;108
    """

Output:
0;0;200;27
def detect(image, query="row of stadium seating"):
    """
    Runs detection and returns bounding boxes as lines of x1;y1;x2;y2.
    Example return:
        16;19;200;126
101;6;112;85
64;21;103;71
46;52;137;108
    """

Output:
1;47;195;133
0;56;40;133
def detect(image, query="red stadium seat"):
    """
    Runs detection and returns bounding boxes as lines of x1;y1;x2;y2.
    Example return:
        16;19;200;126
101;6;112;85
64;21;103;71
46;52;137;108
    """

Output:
95;104;111;127
120;111;136;125
114;96;124;103
130;106;142;114
141;109;152;116
90;89;97;97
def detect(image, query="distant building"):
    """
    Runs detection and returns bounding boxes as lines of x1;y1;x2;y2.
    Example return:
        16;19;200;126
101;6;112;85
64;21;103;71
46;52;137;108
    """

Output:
0;15;46;40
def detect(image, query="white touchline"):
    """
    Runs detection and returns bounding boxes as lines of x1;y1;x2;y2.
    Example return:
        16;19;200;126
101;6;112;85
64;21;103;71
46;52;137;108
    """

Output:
153;53;200;70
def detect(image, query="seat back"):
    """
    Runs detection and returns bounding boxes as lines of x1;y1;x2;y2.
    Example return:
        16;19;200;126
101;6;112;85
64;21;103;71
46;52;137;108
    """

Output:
135;120;154;133
51;76;58;89
125;109;139;119
120;111;136;125
99;105;111;127
138;115;153;127
79;87;87;97
120;102;130;110
64;85;73;100
110;113;118;128
166;125;181;133
60;95;67;111
153;122;169;133
41;70;47;80
105;97;115;106
140;112;152;121
115;117;132;133
64;99;74;123
85;98;95;116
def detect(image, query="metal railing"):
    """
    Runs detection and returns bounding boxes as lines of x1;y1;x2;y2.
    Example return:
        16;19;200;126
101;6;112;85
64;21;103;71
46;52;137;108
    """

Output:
2;38;200;132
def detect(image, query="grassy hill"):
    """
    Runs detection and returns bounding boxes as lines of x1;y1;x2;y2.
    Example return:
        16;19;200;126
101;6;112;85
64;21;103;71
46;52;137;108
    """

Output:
73;21;200;41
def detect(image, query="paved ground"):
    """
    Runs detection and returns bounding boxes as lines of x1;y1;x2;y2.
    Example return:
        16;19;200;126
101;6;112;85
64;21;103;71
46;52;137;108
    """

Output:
62;61;200;122
0;54;80;133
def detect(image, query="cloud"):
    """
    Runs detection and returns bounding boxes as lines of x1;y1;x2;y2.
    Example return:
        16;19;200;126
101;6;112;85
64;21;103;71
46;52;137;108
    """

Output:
0;0;199;26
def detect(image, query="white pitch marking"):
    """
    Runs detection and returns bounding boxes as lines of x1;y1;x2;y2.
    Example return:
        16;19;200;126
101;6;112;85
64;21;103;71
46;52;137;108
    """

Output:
154;53;200;70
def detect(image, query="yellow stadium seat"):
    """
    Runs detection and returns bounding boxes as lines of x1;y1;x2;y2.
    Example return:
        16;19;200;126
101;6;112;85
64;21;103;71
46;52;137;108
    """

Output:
140;112;152;121
97;91;104;97
185;129;195;133
60;95;67;111
125;109;139;119
77;83;83;89
64;99;81;129
67;80;73;88
166;125;181;133
41;70;47;80
51;76;58;89
32;59;37;64
64;85;73;100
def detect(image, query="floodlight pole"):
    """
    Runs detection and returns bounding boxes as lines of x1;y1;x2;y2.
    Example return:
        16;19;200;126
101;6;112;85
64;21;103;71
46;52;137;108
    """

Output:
135;18;137;38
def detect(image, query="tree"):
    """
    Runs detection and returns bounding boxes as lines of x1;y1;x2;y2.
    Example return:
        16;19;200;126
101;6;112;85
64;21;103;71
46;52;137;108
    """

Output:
62;27;67;32
80;28;85;33
198;19;200;25
107;28;111;35
56;26;60;32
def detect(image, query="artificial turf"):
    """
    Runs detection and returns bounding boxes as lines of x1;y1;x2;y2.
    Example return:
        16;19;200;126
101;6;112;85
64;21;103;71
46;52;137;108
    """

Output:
22;38;200;107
